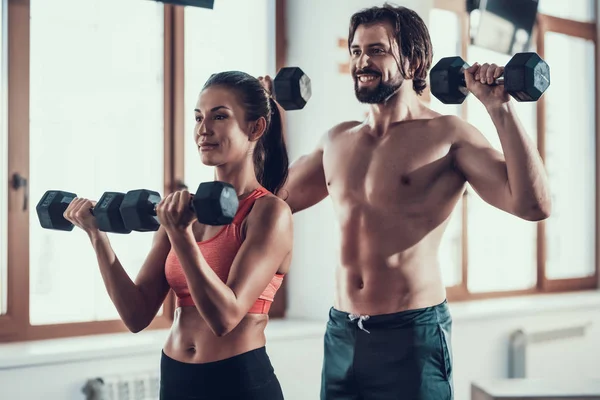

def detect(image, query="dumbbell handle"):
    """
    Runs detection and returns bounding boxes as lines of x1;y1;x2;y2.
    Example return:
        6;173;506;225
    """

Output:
460;73;505;87
140;197;196;216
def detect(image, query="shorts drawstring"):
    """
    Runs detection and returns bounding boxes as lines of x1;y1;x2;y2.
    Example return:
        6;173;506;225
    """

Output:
348;313;370;333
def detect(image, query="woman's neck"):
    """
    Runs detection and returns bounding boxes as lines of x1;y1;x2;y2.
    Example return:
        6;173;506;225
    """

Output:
214;160;260;198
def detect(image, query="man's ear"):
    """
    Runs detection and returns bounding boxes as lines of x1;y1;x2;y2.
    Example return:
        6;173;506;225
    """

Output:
248;117;267;142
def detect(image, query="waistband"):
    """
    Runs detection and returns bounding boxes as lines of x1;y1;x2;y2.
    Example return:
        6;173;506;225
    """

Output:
160;346;275;394
328;299;451;330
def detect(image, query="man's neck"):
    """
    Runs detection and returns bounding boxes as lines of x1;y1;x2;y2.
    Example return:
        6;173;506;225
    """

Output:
366;85;426;136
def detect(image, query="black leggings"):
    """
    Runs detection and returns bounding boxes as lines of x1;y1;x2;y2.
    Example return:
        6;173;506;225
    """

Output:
160;347;284;400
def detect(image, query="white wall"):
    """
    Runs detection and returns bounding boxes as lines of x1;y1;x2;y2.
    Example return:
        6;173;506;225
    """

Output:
1;293;599;400
449;293;600;398
0;321;326;400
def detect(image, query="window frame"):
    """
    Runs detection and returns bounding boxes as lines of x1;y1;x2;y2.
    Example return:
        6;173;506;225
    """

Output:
1;0;286;343
0;0;9;317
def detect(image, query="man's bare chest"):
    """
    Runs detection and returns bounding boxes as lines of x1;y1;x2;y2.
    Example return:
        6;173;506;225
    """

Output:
322;131;456;205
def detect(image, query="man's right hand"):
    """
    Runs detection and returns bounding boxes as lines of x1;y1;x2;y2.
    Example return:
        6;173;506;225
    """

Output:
258;75;273;97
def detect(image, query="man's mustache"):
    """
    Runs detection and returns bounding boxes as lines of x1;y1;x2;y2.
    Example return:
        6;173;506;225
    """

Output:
354;68;381;78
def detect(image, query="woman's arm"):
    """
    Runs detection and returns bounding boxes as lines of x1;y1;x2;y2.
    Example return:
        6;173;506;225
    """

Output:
165;196;293;336
65;198;172;333
90;227;172;333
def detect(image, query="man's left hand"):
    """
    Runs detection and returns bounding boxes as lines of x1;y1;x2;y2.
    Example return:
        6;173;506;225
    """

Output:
465;62;510;109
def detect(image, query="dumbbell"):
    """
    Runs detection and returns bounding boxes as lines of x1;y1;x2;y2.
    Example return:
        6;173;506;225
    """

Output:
272;67;312;110
36;190;131;233
430;52;551;104
119;181;239;232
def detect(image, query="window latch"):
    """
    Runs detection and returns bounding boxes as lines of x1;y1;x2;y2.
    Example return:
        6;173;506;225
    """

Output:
11;173;29;211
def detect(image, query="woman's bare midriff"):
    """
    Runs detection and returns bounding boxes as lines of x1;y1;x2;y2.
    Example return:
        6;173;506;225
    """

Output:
162;306;269;364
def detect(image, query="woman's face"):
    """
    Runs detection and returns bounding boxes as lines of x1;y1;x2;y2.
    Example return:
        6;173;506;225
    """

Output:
194;86;256;167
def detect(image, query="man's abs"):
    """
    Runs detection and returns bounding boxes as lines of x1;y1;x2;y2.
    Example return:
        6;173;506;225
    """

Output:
333;208;450;315
323;117;466;315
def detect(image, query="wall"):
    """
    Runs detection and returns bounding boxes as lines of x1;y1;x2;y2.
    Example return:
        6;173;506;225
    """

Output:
0;320;326;400
449;293;600;398
1;292;599;400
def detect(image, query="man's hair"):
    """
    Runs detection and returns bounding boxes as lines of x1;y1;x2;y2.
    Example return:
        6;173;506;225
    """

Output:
348;3;433;96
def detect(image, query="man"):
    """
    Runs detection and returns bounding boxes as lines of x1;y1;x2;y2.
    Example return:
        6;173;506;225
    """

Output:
265;4;551;399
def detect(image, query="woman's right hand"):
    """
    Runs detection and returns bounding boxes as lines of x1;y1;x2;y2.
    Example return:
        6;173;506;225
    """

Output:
63;198;99;235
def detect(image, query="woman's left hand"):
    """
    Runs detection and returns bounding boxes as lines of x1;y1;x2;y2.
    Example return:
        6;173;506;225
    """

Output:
156;190;196;232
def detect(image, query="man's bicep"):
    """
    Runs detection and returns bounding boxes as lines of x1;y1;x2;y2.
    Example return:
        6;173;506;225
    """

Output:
453;124;514;213
279;132;329;213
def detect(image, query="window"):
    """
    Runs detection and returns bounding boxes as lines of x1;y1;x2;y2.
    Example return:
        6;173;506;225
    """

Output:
28;0;165;325
538;0;595;23
429;8;463;117
428;4;467;288
543;30;596;281
183;0;272;187
0;0;7;316
428;1;598;299
465;45;538;293
1;0;281;343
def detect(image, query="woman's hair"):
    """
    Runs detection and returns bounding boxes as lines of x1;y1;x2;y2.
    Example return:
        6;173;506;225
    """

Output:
348;3;433;96
202;71;289;194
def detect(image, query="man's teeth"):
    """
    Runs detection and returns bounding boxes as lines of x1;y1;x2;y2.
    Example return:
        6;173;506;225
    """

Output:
358;75;379;82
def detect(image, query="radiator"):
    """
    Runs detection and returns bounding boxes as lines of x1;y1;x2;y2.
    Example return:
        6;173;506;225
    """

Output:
82;371;160;400
508;321;592;379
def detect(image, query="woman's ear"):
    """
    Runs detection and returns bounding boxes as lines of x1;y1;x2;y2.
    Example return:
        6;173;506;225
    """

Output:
248;117;267;142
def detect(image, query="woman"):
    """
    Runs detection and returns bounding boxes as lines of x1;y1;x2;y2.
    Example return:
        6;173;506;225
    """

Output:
63;71;292;399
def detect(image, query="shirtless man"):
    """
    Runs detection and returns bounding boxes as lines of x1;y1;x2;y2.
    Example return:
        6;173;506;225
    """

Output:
266;4;551;400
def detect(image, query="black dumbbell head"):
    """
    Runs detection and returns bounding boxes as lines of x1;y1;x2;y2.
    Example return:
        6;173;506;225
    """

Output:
193;182;239;226
430;56;470;104
504;52;550;102
273;67;312;110
120;189;161;232
36;190;77;231
95;192;131;234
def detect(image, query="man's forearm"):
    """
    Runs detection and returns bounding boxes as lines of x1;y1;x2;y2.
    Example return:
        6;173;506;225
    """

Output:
487;101;551;218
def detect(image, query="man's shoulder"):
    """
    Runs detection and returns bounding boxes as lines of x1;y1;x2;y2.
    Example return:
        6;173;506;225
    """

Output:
428;114;466;129
316;120;362;149
428;114;478;140
328;120;362;138
331;120;363;131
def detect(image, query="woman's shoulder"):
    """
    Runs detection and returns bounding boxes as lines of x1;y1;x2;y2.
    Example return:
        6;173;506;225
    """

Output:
253;193;292;217
247;193;292;230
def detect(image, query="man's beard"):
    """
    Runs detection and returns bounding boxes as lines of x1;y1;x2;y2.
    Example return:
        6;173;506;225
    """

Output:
354;70;403;104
